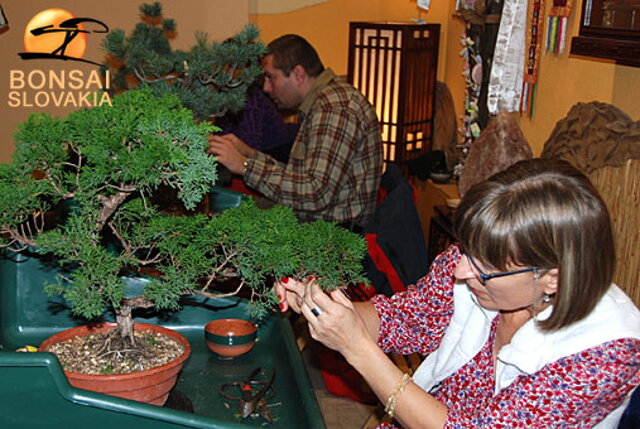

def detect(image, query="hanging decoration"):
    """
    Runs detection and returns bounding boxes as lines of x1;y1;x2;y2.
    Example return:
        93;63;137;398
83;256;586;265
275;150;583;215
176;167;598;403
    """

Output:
487;0;528;115
456;33;482;177
455;0;506;177
520;0;545;118
414;0;431;23
546;0;573;54
417;0;431;10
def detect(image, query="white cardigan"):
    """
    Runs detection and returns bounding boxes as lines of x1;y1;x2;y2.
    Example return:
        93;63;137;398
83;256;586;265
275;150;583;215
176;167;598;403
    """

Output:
413;283;640;428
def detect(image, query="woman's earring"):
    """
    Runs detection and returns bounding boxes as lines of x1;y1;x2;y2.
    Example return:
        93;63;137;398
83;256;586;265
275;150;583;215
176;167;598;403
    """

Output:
542;294;553;303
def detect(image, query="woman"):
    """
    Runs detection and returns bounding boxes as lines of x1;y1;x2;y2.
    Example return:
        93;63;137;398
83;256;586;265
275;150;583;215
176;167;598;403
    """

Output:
276;159;640;428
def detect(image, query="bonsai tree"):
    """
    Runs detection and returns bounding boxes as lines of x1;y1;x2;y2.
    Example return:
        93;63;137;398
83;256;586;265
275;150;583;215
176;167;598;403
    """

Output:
0;2;367;360
102;2;267;121
0;87;367;347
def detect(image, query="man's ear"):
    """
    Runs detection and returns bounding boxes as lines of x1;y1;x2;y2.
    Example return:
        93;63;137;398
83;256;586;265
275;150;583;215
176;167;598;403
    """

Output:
542;268;559;296
291;64;307;85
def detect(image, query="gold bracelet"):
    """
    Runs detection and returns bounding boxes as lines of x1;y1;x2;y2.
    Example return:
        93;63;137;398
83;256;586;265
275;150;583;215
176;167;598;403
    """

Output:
384;373;411;419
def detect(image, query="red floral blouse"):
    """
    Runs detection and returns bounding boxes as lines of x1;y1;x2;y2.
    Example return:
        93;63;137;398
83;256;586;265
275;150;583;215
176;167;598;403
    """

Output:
371;245;640;428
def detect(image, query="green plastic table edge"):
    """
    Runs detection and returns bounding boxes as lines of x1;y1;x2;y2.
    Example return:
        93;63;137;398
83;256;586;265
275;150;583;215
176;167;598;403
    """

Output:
0;314;324;428
0;250;326;428
0;352;252;428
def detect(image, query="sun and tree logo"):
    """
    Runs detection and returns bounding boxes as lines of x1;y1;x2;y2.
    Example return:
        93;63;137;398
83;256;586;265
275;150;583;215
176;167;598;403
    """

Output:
8;8;112;108
19;8;108;66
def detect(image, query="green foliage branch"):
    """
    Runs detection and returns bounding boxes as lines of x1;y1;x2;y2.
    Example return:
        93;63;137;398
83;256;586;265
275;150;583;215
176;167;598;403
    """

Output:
145;201;368;319
102;2;267;121
0;88;367;342
1;87;218;340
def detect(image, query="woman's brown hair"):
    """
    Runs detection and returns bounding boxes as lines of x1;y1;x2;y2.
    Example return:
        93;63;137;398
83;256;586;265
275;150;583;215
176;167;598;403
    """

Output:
454;158;615;331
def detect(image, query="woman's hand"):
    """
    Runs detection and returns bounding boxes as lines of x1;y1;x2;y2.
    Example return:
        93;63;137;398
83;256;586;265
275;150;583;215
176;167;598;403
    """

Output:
274;277;305;313
277;278;448;428
295;279;374;360
275;277;382;345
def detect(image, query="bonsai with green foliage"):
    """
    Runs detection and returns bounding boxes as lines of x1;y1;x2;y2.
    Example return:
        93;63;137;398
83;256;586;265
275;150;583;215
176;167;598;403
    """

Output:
0;87;367;346
102;2;267;121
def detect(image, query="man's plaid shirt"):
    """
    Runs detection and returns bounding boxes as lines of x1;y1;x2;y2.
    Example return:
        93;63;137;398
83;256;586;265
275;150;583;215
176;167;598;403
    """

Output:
243;68;383;225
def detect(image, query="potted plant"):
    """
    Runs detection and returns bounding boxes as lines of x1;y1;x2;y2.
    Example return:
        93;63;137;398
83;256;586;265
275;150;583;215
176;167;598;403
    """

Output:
102;2;267;121
0;87;217;404
0;2;367;404
0;86;366;404
101;0;268;193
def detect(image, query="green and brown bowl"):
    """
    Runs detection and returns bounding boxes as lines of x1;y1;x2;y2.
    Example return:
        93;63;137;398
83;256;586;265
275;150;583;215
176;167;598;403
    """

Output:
204;319;257;359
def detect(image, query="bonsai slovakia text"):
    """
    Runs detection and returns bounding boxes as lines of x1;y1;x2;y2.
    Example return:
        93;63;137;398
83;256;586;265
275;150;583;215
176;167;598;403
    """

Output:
7;69;112;108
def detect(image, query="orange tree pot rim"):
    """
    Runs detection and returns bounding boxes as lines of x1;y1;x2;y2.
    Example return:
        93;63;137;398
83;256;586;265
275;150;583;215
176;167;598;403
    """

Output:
39;322;191;381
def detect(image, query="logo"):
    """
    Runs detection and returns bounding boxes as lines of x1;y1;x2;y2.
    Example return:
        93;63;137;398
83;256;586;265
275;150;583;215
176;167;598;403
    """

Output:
0;4;8;34
8;8;112;108
19;8;108;66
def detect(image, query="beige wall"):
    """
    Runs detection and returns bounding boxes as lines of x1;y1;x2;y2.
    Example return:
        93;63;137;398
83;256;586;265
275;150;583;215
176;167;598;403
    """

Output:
519;0;640;155
252;0;640;157
0;0;249;163
250;0;330;15
5;1;636;164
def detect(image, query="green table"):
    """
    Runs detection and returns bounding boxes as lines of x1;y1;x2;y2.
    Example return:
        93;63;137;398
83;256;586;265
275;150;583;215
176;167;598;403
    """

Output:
0;250;325;428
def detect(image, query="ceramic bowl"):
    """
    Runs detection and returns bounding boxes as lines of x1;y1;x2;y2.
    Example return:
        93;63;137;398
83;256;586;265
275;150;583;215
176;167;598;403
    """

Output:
204;319;257;359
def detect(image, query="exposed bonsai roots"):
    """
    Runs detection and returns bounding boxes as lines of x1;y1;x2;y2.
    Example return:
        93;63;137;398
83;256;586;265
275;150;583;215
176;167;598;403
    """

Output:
47;328;184;375
95;330;146;371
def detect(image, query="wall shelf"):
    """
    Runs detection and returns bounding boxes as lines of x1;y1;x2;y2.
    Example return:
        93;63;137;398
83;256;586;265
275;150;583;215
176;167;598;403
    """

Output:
571;0;640;67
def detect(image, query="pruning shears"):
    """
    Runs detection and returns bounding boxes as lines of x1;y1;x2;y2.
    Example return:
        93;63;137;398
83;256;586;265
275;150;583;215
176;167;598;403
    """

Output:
218;367;276;423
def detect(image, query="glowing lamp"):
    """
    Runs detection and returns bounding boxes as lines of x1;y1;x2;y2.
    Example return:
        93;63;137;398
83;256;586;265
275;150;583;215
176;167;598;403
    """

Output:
347;22;440;173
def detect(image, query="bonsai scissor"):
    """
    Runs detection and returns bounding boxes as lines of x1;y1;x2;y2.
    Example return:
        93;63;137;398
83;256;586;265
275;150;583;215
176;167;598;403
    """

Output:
218;366;276;423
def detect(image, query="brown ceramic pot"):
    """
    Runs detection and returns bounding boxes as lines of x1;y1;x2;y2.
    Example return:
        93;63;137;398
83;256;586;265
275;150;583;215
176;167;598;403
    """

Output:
39;322;191;405
204;318;257;358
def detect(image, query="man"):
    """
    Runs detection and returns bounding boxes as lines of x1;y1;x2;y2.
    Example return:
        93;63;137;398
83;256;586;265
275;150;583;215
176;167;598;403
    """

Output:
208;34;383;227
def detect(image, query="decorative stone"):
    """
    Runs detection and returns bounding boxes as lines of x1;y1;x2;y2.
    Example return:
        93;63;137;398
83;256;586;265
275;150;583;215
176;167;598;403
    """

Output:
458;112;533;196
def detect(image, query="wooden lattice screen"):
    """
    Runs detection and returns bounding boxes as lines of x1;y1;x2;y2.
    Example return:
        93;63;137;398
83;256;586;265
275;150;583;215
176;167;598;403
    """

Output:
588;158;640;308
347;22;440;175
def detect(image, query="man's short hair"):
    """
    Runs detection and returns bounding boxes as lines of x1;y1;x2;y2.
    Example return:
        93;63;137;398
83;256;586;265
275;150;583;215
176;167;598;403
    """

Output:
267;34;325;77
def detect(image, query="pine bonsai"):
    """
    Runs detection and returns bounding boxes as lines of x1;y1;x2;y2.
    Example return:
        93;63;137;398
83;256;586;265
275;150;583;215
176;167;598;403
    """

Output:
0;87;367;346
102;2;267;121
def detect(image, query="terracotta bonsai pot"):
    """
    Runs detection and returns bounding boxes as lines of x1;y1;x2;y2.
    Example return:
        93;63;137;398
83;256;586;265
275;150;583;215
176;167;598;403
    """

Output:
39;322;191;406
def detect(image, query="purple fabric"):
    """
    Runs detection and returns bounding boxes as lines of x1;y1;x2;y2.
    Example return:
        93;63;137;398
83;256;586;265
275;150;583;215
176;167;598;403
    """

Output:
215;85;298;151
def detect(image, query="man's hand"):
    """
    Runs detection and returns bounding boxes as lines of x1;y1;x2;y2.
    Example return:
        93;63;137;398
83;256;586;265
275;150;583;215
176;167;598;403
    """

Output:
207;134;252;175
219;133;256;158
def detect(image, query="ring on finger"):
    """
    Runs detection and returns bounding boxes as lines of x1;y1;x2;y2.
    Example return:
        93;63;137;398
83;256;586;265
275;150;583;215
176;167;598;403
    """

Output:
310;306;324;317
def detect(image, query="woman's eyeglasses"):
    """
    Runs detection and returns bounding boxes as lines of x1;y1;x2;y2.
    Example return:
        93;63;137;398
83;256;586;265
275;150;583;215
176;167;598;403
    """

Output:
465;253;539;285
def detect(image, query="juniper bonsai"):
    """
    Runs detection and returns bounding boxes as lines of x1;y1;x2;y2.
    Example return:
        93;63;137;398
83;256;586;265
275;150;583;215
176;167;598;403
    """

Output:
0;87;367;345
0;1;366;348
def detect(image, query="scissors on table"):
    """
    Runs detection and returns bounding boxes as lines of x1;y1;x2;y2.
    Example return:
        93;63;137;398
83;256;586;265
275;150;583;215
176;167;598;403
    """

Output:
218;367;276;423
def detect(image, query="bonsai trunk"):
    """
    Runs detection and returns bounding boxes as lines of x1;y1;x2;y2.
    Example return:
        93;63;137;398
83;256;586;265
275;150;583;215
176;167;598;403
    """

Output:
114;296;155;344
97;188;136;231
